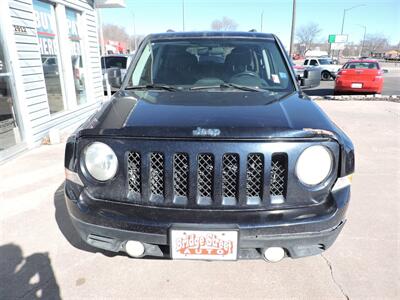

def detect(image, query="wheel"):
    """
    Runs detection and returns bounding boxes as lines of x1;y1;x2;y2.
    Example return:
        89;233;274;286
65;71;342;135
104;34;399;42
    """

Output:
321;71;331;81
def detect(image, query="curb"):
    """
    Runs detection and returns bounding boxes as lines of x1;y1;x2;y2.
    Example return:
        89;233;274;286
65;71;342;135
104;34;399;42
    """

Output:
309;95;400;103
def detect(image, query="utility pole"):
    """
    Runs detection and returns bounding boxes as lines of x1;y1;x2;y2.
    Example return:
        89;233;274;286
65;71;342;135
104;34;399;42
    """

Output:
133;13;137;51
128;11;137;52
339;4;365;60
182;0;185;31
289;0;296;58
357;24;366;57
260;11;264;32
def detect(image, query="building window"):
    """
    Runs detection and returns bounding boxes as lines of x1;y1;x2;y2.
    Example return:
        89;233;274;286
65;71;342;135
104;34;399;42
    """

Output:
33;0;64;114
66;8;86;105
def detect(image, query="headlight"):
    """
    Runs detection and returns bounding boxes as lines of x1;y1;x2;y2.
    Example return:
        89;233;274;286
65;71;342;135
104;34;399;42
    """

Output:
296;145;333;186
83;142;118;181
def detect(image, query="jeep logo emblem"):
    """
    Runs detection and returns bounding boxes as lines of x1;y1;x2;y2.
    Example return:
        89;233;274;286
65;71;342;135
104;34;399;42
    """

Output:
192;127;221;137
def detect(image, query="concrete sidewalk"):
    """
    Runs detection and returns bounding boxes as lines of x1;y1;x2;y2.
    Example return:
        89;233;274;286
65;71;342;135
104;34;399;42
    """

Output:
0;101;399;299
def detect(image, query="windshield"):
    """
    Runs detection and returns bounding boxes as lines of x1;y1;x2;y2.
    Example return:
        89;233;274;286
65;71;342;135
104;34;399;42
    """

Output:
126;38;295;92
344;62;379;69
319;59;333;65
101;56;127;69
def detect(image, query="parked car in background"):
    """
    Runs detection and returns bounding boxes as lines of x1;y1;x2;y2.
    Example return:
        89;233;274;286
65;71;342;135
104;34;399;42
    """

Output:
65;31;354;262
303;57;342;81
101;54;135;94
334;60;385;94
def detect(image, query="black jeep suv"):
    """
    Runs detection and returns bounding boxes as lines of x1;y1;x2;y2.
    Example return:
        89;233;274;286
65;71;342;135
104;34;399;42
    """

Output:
64;32;354;262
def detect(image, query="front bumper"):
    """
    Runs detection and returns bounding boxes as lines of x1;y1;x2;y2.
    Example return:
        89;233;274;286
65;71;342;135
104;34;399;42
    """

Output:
65;181;350;259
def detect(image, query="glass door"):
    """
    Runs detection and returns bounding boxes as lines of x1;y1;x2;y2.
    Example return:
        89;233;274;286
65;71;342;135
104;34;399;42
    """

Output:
0;38;21;153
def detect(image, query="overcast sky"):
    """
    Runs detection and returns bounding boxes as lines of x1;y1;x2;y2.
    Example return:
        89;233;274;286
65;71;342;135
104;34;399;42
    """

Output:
99;0;400;48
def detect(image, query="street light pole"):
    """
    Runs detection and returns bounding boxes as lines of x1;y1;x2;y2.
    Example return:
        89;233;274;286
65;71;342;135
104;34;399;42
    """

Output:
133;13;137;51
341;4;365;34
128;11;137;52
338;4;365;61
357;24;367;57
182;0;185;31
260;11;264;32
289;0;296;58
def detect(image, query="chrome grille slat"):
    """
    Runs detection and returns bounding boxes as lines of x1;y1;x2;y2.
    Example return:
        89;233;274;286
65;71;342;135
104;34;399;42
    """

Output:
222;154;239;201
127;152;141;193
270;159;286;196
150;153;164;196
197;154;214;201
270;154;287;205
173;153;189;197
246;153;263;205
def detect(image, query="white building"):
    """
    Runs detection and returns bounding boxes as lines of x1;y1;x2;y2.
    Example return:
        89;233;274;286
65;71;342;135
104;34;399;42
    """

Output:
0;0;107;161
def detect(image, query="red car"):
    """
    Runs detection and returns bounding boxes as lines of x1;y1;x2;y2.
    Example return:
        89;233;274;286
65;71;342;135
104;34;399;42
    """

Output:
334;60;384;94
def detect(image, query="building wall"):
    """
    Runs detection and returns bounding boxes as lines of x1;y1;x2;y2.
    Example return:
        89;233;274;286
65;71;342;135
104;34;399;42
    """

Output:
6;0;103;146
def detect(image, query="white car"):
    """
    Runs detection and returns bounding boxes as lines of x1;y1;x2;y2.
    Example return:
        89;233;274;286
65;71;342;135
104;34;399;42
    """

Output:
101;54;135;94
303;57;342;81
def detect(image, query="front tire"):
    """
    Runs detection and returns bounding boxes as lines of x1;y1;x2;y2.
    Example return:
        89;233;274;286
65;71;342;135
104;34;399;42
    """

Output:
321;71;331;81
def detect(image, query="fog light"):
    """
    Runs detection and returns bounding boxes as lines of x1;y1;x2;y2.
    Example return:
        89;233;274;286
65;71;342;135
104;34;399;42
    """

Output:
125;241;145;257
263;247;285;262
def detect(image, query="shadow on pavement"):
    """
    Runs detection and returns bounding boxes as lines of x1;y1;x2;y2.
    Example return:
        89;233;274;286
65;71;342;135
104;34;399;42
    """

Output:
53;182;116;257
0;244;61;299
304;88;334;96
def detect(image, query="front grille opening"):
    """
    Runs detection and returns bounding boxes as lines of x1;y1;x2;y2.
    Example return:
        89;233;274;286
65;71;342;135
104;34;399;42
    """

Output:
127;152;141;195
197;153;214;205
150;152;164;201
270;153;288;204
246;153;264;205
173;153;189;205
222;153;239;205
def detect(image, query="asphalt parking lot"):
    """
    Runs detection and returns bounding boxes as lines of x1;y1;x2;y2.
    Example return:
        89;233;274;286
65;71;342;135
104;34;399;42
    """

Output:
0;101;399;299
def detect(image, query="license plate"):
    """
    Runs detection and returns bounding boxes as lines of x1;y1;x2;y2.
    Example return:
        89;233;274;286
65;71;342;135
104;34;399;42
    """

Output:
170;230;238;261
351;83;363;88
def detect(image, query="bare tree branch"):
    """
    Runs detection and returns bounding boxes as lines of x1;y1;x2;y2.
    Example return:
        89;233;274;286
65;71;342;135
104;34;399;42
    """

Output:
363;34;389;54
102;24;129;42
296;23;321;55
211;17;238;31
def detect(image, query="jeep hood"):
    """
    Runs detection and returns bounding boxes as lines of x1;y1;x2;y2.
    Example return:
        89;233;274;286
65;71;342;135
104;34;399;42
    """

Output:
78;90;341;140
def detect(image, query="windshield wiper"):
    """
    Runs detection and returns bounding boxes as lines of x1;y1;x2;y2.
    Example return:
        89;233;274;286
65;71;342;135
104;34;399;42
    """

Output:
125;84;179;91
190;83;261;92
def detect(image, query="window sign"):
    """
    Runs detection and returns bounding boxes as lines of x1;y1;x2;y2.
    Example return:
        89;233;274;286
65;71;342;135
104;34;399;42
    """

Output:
33;0;64;114
66;8;86;105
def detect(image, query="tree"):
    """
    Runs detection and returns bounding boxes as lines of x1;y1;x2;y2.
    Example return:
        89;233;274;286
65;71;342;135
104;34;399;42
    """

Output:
102;24;129;42
296;23;321;55
362;34;389;55
211;17;238;31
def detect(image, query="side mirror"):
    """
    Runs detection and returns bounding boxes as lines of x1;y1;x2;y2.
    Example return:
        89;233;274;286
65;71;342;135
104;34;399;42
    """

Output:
106;67;122;88
382;69;389;73
300;69;321;89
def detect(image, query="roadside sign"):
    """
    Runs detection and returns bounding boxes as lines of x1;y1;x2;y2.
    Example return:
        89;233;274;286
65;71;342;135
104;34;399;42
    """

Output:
328;34;348;44
335;35;348;43
331;43;345;50
328;35;336;43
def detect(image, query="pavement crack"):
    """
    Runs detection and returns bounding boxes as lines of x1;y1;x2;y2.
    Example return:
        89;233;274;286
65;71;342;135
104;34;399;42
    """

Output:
321;254;350;300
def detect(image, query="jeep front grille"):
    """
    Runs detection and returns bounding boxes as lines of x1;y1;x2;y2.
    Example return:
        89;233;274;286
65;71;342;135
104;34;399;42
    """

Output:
270;154;288;204
150;153;164;199
222;154;239;205
127;151;288;208
173;153;189;198
246;153;264;205
127;152;141;194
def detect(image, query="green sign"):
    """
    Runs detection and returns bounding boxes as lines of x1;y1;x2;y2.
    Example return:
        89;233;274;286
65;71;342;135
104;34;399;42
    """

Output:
328;35;336;43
